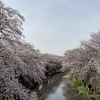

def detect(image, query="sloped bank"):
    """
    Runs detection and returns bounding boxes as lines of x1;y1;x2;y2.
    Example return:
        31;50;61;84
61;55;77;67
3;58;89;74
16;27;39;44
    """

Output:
65;70;100;100
69;64;100;92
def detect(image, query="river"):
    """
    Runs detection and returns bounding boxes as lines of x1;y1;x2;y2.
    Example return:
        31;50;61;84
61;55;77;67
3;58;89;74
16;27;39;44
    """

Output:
33;73;89;100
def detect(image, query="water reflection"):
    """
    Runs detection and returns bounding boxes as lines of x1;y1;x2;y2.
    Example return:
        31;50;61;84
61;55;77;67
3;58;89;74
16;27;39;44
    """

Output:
62;79;84;100
33;73;85;100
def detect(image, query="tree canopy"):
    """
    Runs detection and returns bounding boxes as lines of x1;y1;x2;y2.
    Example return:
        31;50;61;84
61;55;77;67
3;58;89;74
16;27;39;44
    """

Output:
0;0;25;42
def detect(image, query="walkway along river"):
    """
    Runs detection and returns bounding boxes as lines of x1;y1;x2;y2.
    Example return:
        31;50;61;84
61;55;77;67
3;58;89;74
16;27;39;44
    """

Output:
33;73;89;100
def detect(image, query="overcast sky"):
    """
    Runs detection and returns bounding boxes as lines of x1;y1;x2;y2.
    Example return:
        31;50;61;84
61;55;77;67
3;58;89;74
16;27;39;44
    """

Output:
2;0;100;56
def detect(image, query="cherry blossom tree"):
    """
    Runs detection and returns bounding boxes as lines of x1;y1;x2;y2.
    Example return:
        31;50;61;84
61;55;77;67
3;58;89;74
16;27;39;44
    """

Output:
0;1;63;100
62;31;100;84
0;0;25;43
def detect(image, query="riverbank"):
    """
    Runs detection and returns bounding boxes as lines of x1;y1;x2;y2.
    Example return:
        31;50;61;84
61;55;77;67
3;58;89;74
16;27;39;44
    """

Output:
33;72;85;100
66;72;100;100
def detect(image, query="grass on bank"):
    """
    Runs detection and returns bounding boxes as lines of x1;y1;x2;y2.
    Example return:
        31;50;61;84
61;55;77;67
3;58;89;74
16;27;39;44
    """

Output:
69;74;100;100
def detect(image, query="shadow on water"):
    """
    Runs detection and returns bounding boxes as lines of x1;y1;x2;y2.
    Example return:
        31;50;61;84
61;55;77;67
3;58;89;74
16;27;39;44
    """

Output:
33;73;86;100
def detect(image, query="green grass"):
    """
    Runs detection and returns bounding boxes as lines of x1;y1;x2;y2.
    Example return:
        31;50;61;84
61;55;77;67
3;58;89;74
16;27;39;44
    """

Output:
96;95;100;100
70;74;100;100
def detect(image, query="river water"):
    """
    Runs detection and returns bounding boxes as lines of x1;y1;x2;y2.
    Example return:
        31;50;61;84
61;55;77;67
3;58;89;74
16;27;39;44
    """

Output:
33;73;88;100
